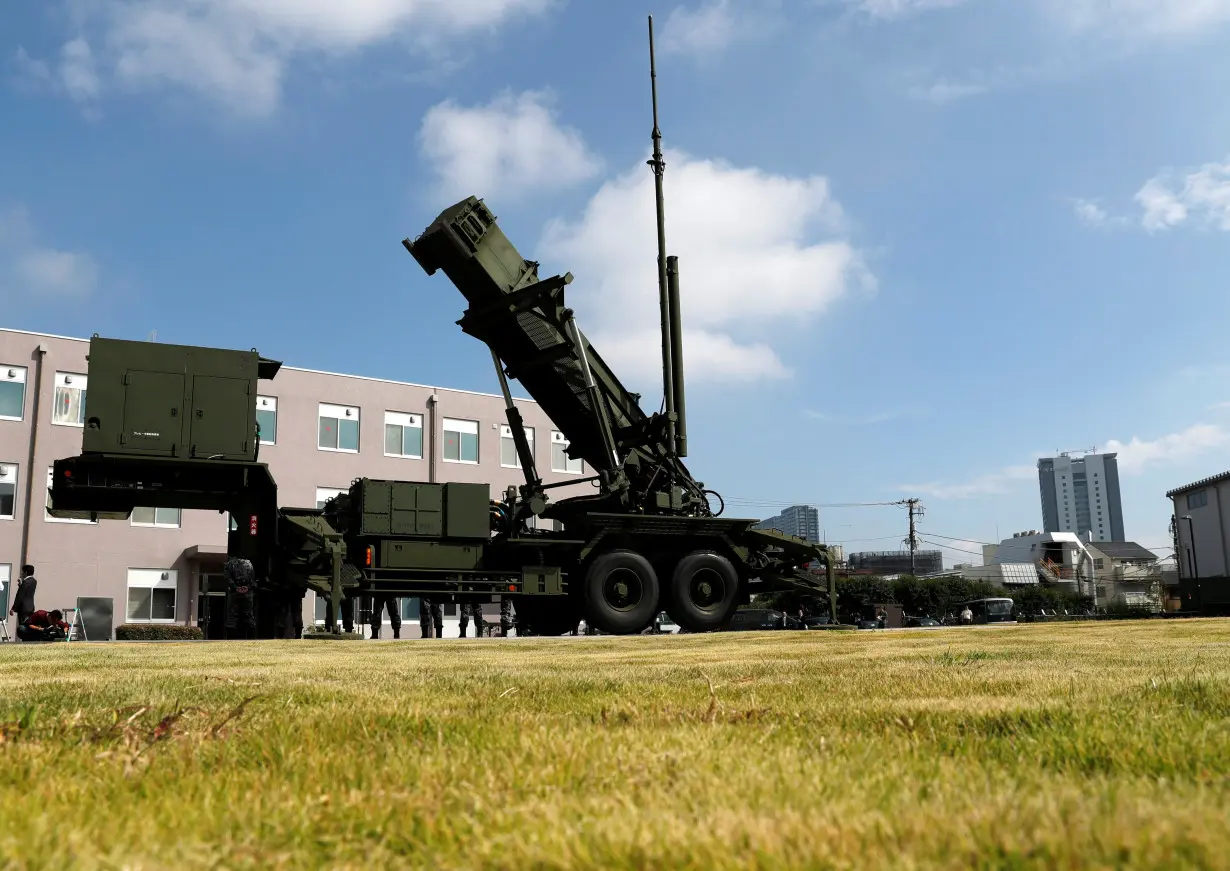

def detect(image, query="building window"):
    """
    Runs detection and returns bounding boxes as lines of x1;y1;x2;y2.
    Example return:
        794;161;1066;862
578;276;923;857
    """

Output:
316;487;348;509
256;396;277;445
0;463;16;520
45;467;95;524
442;418;478;464
318;403;360;453
551;431;584;474
52;372;87;426
501;424;535;468
385;411;424;459
126;568;178;622
0;563;9;615
1187;490;1208;510
0;366;26;421
131;506;182;528
1094;558;1104;570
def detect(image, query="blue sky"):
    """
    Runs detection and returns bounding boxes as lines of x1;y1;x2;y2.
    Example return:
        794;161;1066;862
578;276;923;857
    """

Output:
4;0;1230;564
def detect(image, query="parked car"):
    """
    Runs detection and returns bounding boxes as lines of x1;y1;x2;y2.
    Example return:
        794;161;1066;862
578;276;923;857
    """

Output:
904;616;942;628
726;608;789;631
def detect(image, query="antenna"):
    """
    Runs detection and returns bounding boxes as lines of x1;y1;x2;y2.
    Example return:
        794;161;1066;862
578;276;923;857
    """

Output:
647;14;687;458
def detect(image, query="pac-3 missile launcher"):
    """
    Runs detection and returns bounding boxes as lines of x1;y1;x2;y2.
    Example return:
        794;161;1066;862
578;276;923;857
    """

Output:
48;15;837;638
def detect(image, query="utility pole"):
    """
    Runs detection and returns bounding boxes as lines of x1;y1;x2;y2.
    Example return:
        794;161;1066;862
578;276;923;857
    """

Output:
896;498;924;574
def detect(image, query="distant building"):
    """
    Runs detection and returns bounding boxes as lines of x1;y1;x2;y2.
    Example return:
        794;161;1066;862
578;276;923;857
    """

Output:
1037;451;1124;542
754;504;820;543
1085;540;1161;610
1166;470;1230;613
847;550;942;576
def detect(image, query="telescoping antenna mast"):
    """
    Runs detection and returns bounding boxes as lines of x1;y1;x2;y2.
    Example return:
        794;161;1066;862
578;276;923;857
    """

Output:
648;14;687;459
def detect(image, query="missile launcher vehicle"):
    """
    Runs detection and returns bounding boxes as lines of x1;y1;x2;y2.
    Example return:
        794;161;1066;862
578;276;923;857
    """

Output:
48;15;837;637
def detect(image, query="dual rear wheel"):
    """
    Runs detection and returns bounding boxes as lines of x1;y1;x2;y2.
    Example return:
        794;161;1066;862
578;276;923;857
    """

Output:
580;548;740;635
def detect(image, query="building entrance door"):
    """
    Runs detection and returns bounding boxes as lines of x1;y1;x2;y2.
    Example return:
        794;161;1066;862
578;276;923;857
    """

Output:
198;572;228;639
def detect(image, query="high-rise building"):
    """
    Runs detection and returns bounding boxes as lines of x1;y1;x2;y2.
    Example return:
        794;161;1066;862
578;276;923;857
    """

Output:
753;504;820;543
1037;451;1124;542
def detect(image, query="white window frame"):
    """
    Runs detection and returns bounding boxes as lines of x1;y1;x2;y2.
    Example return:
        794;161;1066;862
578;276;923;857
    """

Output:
130;505;183;529
442;417;479;465
318;403;360;454
0;462;16;521
0;365;27;422
256;395;278;446
126;568;178;624
316;487;348;509
51;371;88;427
500;424;535;469
384;411;424;459
550;430;584;474
45;466;95;524
0;563;10;615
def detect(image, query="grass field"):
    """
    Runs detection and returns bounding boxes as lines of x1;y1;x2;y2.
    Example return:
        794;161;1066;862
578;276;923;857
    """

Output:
2;620;1230;870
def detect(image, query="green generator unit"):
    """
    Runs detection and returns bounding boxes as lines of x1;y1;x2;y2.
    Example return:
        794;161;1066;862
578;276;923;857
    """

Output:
81;336;282;461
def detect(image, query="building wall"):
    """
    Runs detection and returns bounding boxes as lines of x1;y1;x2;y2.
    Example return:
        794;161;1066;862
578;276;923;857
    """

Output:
1171;479;1230;579
0;328;594;636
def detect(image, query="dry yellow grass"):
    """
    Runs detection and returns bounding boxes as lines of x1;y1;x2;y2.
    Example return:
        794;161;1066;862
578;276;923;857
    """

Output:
2;619;1230;870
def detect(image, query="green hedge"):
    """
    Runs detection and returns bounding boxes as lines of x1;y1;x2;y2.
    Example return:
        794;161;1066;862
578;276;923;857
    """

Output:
115;624;205;641
759;574;1093;620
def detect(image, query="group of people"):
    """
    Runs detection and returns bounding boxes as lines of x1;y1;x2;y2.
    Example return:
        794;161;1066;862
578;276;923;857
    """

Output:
338;593;517;640
5;564;71;642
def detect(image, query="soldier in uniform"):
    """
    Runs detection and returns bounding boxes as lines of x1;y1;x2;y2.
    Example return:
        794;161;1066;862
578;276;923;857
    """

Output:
224;558;257;640
459;601;483;638
371;594;401;639
499;597;514;637
418;597;443;638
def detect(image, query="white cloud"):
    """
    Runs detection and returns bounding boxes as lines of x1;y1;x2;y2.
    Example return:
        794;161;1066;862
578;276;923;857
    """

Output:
1103;424;1230;475
418;89;602;204
900;464;1037;500
538;149;873;392
26;0;556;115
847;0;968;20
908;79;987;104
59;38;101;101
1134;158;1230;232
902;424;1230;499
1073;198;1108;226
660;0;740;55
0;206;98;301
1045;0;1230;40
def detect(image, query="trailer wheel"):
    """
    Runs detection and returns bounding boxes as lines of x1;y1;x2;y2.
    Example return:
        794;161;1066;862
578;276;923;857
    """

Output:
581;549;660;635
666;551;739;632
516;596;581;636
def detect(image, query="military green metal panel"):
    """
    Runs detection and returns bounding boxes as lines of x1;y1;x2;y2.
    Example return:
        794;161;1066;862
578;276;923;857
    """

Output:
81;336;276;461
393;483;443;536
380;540;482;570
358;480;393;537
355;480;444;537
121;371;185;456
444;482;490;539
189;375;251;458
520;566;562;595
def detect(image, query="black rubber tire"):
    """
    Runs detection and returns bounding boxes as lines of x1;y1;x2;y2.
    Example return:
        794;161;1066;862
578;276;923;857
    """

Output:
580;549;660;635
666;550;740;632
515;596;581;636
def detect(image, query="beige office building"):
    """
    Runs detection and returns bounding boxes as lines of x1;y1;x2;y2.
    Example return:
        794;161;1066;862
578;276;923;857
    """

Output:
0;327;593;639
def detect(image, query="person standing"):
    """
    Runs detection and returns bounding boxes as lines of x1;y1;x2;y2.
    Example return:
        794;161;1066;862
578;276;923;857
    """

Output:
418;597;442;638
370;594;401;640
499;597;514;637
10;565;37;639
459;601;482;638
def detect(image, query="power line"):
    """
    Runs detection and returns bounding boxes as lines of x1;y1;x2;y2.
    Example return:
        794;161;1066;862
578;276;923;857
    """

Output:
723;497;904;509
918;537;983;557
